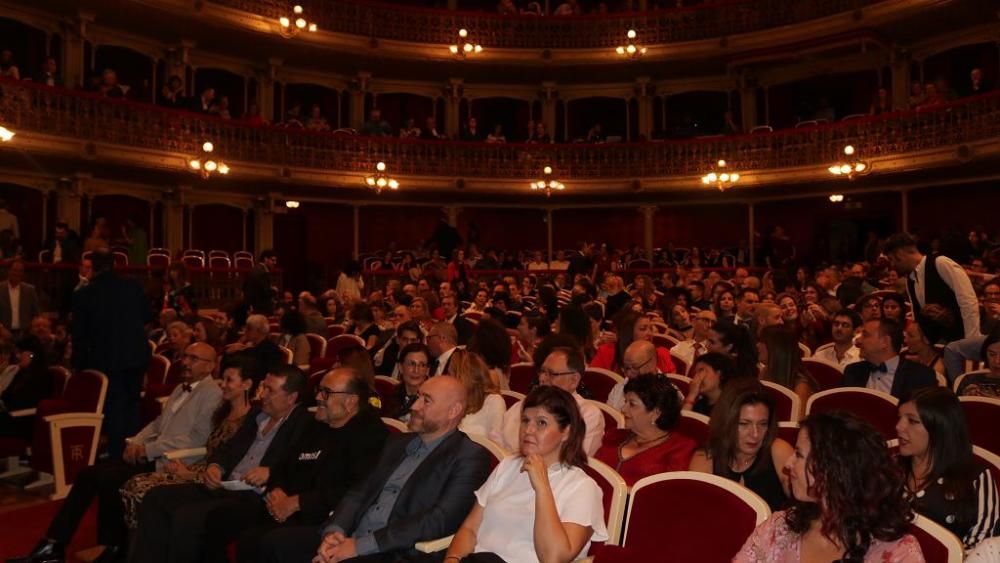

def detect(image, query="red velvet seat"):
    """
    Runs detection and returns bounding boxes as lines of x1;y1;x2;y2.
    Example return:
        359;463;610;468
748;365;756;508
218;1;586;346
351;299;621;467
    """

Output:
582;458;628;549
801;358;844;391
145;361;184;400
305;334;327;361
675;410;710;446
669;352;688;376
327;324;345;337
499;390;524;410
776;421;800;447
325;334;366;361
760;381;801;422
374;376;400;417
959;397;1000;456
973;446;1000;486
805;388;899;440
909;514;963;563
665;374;691;396
467;434;507;472
651;333;679;351
593;401;624;431
509;362;536;395
583;368;623;403
143;354;170;393
595;471;770;563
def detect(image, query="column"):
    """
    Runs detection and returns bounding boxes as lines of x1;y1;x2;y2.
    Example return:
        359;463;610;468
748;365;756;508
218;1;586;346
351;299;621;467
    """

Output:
241;208;248;251
762;87;770;126
350;72;371;129
164;187;187;254
255;197;274;253
747;203;755;267
546;209;554;263
890;49;911;110
59;14;91;90
444;78;463;139
900;189;909;233
640;205;656;261
739;72;758;131
445;205;460;228
635;77;654;141
257;58;281;123
352;205;360;260
55;175;85;233
540;82;558;139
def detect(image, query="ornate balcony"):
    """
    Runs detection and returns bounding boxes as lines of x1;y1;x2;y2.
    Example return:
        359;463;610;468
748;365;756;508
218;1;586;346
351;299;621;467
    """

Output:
1;79;998;189
209;0;885;50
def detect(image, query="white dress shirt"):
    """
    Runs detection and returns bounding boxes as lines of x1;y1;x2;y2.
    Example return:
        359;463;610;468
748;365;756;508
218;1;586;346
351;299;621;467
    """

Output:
493;392;604;456
433;346;458;377
671;339;707;371
812;344;862;369
866;355;900;395
7;283;20;329
459;393;506;439
909;255;981;338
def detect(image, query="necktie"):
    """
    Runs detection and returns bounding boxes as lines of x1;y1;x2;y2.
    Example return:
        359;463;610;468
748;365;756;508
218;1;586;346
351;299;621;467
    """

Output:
874;363;888;374
182;383;193;392
906;274;921;317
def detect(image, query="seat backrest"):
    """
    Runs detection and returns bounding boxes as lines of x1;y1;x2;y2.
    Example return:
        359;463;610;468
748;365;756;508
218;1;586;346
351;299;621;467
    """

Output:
509;362;537;395
802;358;844;391
806;388;899;439
234;256;255;269
582;368;623;403
467;434;508;471
147;253;170;267
776;421;800;447
651;333;678;351
325;334;366;360
145;354;171;387
47;366;72;398
760;380;801;422
181;255;204;268
328;324;346;337
960;397;1000;456
500;390;525;409
208;250;230;259
591;400;625;430
280;346;294;365
666;374;691;396
208;256;231;269
582;457;628;547
305;333;327;360
64;370;109;413
381;417;409;433
623;472;770;561
909;513;964;563
973;445;1000;486
953;369;989;394
798;342;812;358
676;410;710;446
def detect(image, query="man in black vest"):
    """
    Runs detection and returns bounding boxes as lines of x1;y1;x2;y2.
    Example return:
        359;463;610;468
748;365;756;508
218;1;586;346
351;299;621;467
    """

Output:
883;233;981;382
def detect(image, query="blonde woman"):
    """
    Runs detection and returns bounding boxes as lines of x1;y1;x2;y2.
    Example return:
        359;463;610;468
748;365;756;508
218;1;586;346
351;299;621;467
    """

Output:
448;349;506;440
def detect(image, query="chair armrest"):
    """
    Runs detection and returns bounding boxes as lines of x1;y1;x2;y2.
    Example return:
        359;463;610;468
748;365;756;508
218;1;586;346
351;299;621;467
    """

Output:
9;408;37;417
156;396;169;407
414;535;454;553
163;447;207;460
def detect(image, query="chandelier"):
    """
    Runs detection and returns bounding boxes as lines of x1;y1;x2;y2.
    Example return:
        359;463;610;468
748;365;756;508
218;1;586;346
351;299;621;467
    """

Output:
829;194;844;203
188;141;230;179
278;4;317;37
531;166;565;197
615;29;647;59
285;200;300;209
828;145;869;179
700;159;740;191
364;161;399;194
0;125;13;142
449;29;483;58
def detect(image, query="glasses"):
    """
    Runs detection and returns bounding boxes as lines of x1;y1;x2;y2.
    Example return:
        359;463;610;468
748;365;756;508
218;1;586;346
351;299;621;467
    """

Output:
622;356;654;373
403;361;430;370
183;354;214;363
694;316;716;325
316;386;355;400
539;368;576;378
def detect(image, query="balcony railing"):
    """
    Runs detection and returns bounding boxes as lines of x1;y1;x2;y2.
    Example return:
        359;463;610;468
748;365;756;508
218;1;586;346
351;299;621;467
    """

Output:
1;78;999;181
210;0;882;49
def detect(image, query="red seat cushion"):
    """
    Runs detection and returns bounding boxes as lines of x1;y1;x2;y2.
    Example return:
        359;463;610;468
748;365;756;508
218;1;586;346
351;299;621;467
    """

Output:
808;392;897;439
961;400;1000;456
909;522;950;563
583;371;619;403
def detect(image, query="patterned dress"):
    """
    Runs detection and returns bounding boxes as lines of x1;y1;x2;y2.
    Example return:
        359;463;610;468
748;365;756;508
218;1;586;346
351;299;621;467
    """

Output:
119;413;246;528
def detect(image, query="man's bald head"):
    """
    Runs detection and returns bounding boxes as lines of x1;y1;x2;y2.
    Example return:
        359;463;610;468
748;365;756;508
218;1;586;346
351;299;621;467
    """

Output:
408;375;468;440
183;342;217;382
623;340;658;378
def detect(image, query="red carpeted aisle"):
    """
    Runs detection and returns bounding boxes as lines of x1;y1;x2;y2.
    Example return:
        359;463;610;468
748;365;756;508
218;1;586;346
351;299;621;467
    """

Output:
0;501;98;562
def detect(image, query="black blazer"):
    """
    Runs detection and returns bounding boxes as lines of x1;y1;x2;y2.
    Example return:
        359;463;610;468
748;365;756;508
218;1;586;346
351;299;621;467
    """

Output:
841;358;938;401
321;430;491;555
268;407;389;524
243;264;274;316
71;271;152;374
208;404;312;479
451;316;475;346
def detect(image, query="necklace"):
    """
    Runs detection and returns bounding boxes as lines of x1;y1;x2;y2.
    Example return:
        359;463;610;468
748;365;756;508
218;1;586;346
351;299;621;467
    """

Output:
631;431;671;448
732;453;757;472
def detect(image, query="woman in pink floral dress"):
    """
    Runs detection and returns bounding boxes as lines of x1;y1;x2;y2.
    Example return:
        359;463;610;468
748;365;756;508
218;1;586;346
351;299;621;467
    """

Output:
734;412;925;563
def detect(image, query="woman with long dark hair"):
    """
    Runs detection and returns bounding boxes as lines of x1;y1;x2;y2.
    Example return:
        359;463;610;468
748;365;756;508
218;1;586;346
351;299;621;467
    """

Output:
758;325;817;419
896;387;999;549
706;320;758;378
557;304;595;362
681;351;740;416
591;309;675;374
735;412;923;562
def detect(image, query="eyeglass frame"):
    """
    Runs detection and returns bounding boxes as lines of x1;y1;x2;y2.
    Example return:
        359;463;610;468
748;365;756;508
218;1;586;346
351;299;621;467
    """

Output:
622;354;655;374
316;386;357;400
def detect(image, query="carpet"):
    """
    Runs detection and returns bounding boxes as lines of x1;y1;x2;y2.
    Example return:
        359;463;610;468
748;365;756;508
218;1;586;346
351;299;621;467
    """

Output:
0;501;98;562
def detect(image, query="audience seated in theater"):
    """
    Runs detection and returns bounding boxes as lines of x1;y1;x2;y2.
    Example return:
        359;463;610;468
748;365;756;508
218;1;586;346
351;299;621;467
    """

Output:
592;309;676;375
135;365;312;563
394;343;431;422
120;355;255;530
277;310;310;371
882;293;907;325
606;340;659;411
496;345;604;455
429;321;460;377
602;275;630;320
41;222;81;264
897;387;999;549
410;296;434;333
706;320;759;378
205;367;389;563
682;351;741;416
689;381;792;511
159;75;184;108
668;304;694;340
259;375;491;563
734;411;924;562
322;295;345;325
399;118;421;139
162;320;194;363
813;310;862;368
513;313;550;365
758;325;818;419
442;294;474;345
870;87;892;115
164;263;196;318
97;69;125;98
486;123;507;143
298;292;330;338
420;116;447;140
733;288;760;328
459;117;483;141
529;121;552;143
957;329;1000;398
903;321;945;377
359;108;393;137
776;293;825;351
0;335;52;441
30;314;67;366
346;301;380;350
841;318;936;401
967;67;992;96
597;373;696;485
857;294;883;323
672;310;717;369
374;320;423;378
10;343;221;563
305;104;330;132
225;314;284;385
0;49;20;79
467;318;513;390
283;102;304;128
713;288;737;321
0;259;41;335
191;87;216;113
448;349;506;439
445;385;608;562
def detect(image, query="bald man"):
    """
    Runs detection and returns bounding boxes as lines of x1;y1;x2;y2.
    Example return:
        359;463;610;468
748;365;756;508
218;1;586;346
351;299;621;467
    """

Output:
260;376;492;563
12;342;223;563
607;340;661;410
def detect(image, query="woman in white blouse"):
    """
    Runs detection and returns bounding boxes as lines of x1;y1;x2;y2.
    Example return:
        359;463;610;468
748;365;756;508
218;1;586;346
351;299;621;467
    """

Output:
443;386;608;563
448;350;506;439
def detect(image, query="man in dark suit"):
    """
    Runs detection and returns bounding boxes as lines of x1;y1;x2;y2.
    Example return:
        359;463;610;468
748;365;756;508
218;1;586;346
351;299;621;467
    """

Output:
441;294;474;346
40;222;81;264
135;365;313;563
257;375;492;563
841;318;937;401
243;249;277;316
428;322;459;377
0;260;41;335
374;321;423;378
199;367;390;563
225;314;284;385
70;250;151;458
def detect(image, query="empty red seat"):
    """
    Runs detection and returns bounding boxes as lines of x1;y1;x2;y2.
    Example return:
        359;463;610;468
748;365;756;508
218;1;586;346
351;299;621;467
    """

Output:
582;368;623;403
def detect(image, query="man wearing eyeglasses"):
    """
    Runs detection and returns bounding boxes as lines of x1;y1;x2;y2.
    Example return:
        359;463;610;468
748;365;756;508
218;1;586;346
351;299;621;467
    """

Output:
671;310;717;371
11;343;221;563
374;320;423;377
197;367;389;563
605;340;666;411
494;346;604;456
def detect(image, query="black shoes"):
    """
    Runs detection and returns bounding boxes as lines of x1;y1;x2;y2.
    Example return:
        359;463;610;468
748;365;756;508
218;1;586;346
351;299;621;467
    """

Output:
6;539;64;563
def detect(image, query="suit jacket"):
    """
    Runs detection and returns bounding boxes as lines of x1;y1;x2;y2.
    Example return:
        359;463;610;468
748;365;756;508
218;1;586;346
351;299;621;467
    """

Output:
0;281;40;331
41;236;82;264
0;365;53;412
449;315;475;346
321;430;491;555
71;271;152;373
243;264;274;316
840;357;937;401
208;404;311;479
130;377;223;468
229;339;284;384
268;407;389;524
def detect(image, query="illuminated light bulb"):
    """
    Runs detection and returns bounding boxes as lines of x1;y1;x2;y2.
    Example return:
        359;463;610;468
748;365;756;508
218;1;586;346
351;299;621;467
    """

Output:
218;164;230;175
279;17;290;27
626;45;636;54
204;160;217;172
459;29;468;38
464;43;473;53
0;126;13;142
366;177;376;186
388;180;399;190
701;177;711;184
474;45;482;53
202;141;214;152
844;145;855;156
449;45;459;54
840;164;851;174
296;18;306;29
640;47;647;54
627;29;637;39
616;46;625;55
719;173;729;182
376;178;387;187
717;159;726;167
557;183;565;190
189;159;201;170
376;161;386;171
730;173;739;182
308;23;317;32
543;166;553;175
293;5;303;14
855;163;866;172
286;200;300;208
707;173;717;182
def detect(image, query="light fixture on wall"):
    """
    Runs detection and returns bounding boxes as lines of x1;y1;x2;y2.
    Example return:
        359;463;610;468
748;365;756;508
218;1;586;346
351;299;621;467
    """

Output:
829;194;844;203
828;145;869;180
615;29;647;59
285;200;300;209
448;29;483;58
0;125;14;142
188;141;230;179
364;161;399;194
278;4;317;37
700;159;740;191
531;165;565;197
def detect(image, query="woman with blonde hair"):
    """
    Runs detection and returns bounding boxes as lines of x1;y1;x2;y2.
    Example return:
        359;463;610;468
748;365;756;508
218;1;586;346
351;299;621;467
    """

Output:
448;349;506;440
